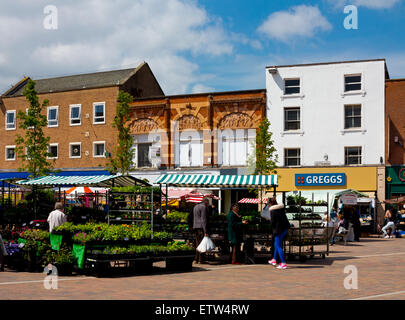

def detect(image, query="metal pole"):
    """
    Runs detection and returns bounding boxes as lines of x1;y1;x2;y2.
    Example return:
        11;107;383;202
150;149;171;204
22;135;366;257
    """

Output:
151;187;154;239
159;184;162;217
327;192;329;256
2;180;4;208
58;186;61;202
218;189;222;214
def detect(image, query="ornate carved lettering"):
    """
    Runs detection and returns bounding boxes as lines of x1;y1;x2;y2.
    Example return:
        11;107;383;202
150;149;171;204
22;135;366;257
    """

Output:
178;115;201;130
218;113;252;129
129;118;158;134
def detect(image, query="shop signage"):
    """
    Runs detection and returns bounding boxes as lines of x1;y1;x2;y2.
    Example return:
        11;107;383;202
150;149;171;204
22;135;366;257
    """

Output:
295;173;345;186
341;194;358;205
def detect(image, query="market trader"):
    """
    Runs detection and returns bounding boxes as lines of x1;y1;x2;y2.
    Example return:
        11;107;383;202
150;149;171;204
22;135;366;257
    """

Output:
47;202;67;233
193;197;210;264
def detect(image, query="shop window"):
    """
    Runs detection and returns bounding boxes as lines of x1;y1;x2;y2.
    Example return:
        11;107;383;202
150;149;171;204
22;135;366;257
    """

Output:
344;74;362;92
219;129;255;166
284;79;300;95
284;148;301;166
284;107;300;131
93;141;105;158
93;102;105;124
344;105;361;129
48;144;58;159
69;143;81;158
47;106;59;127
132;134;161;168
5;146;16;161
6;110;16;130
70;105;81;126
345;146;362;165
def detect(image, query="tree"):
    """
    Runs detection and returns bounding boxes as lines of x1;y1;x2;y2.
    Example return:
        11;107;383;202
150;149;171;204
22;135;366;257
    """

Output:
108;90;135;175
246;118;278;175
15;79;53;178
246;118;278;202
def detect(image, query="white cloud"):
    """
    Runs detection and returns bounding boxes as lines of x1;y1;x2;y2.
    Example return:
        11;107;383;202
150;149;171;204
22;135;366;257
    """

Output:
258;5;332;42
0;0;235;95
191;84;215;93
328;0;401;9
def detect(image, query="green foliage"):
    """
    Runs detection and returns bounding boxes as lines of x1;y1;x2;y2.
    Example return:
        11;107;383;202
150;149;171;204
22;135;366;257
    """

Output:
42;245;75;266
166;211;189;222
20;229;50;242
246;118;278;175
286;195;308;205
94;241;193;256
111;186;161;194
15;79;53;178
108;90;135;175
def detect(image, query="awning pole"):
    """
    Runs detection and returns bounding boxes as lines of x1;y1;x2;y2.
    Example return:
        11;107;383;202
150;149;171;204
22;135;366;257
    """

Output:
218;189;222;214
1;180;4;208
166;184;168;214
58;186;61;202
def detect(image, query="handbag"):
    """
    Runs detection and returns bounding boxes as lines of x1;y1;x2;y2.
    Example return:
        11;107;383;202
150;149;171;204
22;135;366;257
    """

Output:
197;236;216;253
260;204;271;221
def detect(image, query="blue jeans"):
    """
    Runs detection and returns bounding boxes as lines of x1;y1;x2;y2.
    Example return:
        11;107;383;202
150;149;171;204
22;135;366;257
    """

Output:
273;229;288;264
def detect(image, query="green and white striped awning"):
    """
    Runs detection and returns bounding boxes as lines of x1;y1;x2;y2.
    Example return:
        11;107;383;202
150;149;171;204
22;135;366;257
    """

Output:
16;175;150;187
156;174;278;188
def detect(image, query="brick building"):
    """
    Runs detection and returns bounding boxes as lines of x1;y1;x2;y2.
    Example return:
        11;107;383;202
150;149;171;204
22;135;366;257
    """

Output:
0;62;164;178
385;79;405;199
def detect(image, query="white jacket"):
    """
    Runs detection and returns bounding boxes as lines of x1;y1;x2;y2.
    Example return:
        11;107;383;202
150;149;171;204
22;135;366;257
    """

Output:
47;210;67;233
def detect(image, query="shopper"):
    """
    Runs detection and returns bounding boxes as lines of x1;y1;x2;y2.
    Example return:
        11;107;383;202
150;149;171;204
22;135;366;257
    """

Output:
193;197;210;264
268;198;290;269
0;228;8;271
227;203;247;264
351;207;361;242
382;208;396;239
47;202;67;233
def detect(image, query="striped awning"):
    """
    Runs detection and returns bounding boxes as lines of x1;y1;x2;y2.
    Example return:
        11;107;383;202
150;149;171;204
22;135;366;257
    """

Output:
16;174;150;187
238;198;267;204
156;174;278;188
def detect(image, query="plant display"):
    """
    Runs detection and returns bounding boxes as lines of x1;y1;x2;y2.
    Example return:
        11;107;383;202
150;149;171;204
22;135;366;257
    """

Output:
166;211;189;222
20;229;50;242
286;195;308;205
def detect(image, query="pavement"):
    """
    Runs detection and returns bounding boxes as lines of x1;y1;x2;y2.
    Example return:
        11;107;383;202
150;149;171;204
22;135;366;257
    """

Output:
0;237;404;300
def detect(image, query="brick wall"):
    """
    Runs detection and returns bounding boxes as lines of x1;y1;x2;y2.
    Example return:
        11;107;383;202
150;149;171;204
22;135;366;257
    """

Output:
386;79;405;165
0;86;119;171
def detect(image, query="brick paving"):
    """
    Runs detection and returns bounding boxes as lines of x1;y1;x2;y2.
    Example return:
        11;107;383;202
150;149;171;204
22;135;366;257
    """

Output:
0;238;404;300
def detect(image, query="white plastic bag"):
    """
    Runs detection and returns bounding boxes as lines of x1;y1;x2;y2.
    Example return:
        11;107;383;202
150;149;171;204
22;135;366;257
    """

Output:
197;236;216;253
260;204;271;221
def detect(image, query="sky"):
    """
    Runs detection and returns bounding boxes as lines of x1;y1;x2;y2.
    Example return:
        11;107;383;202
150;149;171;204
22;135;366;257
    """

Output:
0;0;404;96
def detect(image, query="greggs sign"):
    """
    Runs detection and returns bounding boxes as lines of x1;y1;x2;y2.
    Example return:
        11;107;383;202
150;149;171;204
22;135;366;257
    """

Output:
295;173;345;186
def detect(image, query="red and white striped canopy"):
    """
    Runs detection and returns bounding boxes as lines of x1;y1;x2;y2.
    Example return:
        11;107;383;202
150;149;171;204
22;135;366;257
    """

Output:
238;198;267;204
183;193;220;203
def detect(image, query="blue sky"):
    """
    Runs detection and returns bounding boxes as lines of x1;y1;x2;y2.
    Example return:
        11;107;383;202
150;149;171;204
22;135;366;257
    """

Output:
0;0;404;95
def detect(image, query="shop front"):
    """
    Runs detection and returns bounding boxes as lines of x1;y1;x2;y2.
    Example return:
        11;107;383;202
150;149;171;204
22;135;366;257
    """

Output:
386;166;405;200
273;166;384;232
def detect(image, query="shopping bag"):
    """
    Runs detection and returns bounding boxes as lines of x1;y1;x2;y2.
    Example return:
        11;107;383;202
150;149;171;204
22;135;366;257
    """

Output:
197;236;216;253
260;204;271;221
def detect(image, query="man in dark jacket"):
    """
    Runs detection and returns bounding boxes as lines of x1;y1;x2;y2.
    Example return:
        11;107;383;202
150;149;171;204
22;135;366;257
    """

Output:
193;197;209;264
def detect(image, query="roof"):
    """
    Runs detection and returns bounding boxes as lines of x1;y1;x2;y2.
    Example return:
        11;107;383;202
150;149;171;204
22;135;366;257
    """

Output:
156;174;278;188
15;174;150;187
267;58;386;69
2;63;147;98
132;88;266;103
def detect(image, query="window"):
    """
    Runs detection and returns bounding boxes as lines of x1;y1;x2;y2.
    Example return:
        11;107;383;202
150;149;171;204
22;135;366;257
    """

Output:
93;141;105;158
69;143;81;158
48;144;58;159
284;148;301;166
345;147;362;165
344;105;361;129
70;105;81;126
284;108;301;131
93;102;105;124
47;106;59;127
344;74;362;92
5;146;16;161
6;110;16;130
179;131;203;167
132;134;161;168
219;129;255;166
284;79;300;95
138;143;152;167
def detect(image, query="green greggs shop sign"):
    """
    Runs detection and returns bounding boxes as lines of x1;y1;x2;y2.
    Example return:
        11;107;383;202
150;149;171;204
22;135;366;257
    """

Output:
386;166;405;198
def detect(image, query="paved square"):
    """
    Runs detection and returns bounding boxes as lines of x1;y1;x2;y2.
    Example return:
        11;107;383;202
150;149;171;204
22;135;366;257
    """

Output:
1;238;404;300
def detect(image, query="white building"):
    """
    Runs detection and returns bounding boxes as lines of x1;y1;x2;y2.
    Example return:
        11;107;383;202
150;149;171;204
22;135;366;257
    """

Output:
266;59;388;167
